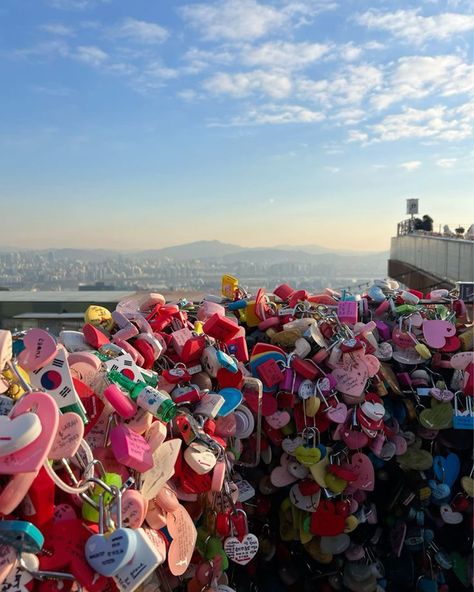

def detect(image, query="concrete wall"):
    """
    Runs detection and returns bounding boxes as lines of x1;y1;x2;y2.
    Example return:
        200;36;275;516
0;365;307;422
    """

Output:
390;235;474;284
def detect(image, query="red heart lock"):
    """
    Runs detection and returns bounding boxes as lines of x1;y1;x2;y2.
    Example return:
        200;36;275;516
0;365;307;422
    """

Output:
310;500;345;536
19;466;55;528
327;464;357;483
263;423;284;446
73;378;104;436
335;499;351;518
298;479;321;496
440;335;461;353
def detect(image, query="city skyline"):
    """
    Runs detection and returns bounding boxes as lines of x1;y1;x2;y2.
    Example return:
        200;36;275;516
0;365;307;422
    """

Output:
1;0;473;251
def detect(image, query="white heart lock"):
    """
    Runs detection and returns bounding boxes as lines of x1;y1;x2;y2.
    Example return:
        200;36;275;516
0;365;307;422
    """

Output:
0;413;42;457
224;534;259;565
184;442;217;475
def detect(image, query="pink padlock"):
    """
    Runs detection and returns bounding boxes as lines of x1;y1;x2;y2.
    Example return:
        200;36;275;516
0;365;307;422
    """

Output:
110;424;154;472
337;301;358;325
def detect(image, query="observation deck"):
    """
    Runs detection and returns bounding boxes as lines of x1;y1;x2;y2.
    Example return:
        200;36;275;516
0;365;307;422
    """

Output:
388;220;474;292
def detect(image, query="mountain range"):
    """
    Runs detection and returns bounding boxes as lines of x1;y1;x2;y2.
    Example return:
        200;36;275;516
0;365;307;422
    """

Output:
0;241;388;265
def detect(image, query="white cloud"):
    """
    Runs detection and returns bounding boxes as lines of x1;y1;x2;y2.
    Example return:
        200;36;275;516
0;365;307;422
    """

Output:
298;64;383;106
324;166;340;173
333;108;365;125
370;104;473;142
180;0;287;41
203;70;293;99
75;45;108;66
355;9;474;43
177;89;199;101
339;43;362;62
242;41;330;70
210;103;325;126
180;0;336;41
113;18;169;44
436;157;458;167
347;130;369;143
371;54;474;110
182;47;235;74
400;160;422;171
13;40;70;59
39;23;74;36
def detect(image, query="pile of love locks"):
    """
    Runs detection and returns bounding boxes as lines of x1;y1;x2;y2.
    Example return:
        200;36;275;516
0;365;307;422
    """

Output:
0;276;473;592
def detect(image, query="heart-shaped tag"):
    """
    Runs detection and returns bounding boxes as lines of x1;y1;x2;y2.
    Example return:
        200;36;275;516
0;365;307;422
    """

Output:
118;490;148;529
423;320;456;349
289;483;320;512
397;447;433;471
224;534;259;565
327;402;348;424
49;412;84;460
392;327;415;349
17;329;57;371
434;453;460;488
428;479;450;500
0;392;59;475
85;528;137;576
167;504;197;576
310;451;331;487
331;362;368;400
184;442;217;475
350;453;375;491
450;351;474;370
265;410;291;429
0;413;42;457
440;504;463;525
295;445;321;467
270;465;298;488
287;459;309;479
361;401;385;421
420;402;453;430
341;425;369;450
281;436;305;455
430;387;454;402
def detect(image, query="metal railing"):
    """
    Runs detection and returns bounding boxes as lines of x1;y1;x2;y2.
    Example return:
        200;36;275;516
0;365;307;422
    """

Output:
397;219;474;240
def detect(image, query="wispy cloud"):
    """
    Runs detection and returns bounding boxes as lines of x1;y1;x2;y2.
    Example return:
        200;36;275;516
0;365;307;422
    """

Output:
203;70;292;99
355;8;474;43
39;23;74;36
74;45;108;66
436;157;458;168
209;103;325;126
111;18;169;45
400;160;422;171
180;0;336;42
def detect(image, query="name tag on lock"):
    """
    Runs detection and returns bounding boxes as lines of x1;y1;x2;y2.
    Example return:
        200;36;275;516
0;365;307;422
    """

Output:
194;393;225;418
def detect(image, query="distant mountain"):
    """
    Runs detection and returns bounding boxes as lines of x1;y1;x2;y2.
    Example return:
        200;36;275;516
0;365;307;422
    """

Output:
138;240;246;261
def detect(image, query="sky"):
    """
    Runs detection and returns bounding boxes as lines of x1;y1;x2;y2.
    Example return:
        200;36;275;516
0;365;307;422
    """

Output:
0;0;473;252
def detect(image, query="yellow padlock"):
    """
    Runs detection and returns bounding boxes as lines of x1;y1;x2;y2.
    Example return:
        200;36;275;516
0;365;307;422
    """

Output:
245;301;260;328
221;274;239;299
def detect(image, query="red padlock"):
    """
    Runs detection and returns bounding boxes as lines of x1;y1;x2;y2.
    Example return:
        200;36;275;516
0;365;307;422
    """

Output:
203;313;240;343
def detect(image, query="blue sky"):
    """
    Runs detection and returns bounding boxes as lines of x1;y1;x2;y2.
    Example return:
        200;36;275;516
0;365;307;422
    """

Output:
0;0;473;251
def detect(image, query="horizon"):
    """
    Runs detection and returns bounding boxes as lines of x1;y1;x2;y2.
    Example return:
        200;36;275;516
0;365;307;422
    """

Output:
1;0;473;251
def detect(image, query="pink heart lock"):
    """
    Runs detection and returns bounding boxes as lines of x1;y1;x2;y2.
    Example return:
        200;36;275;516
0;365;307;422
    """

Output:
331;362;368;401
0;330;12;371
350;453;375;491
361;400;385;421
17;329;57;372
49;412;84;460
114;490;148;529
422;320;456;349
265;410;291;429
341;424;369;450
450;351;474;370
0;391;59;515
326;401;348;424
0;413;42;457
430;387;454;402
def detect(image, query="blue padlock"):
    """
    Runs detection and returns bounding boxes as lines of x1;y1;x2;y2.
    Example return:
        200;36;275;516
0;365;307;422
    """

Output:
0;520;44;554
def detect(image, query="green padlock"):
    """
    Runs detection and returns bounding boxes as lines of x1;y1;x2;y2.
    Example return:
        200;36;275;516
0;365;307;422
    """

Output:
82;472;122;523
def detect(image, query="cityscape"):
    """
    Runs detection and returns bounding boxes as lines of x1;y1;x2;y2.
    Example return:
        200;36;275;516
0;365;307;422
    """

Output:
0;241;388;294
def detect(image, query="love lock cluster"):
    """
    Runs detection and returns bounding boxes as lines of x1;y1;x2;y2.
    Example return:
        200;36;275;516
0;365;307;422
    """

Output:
0;277;473;592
